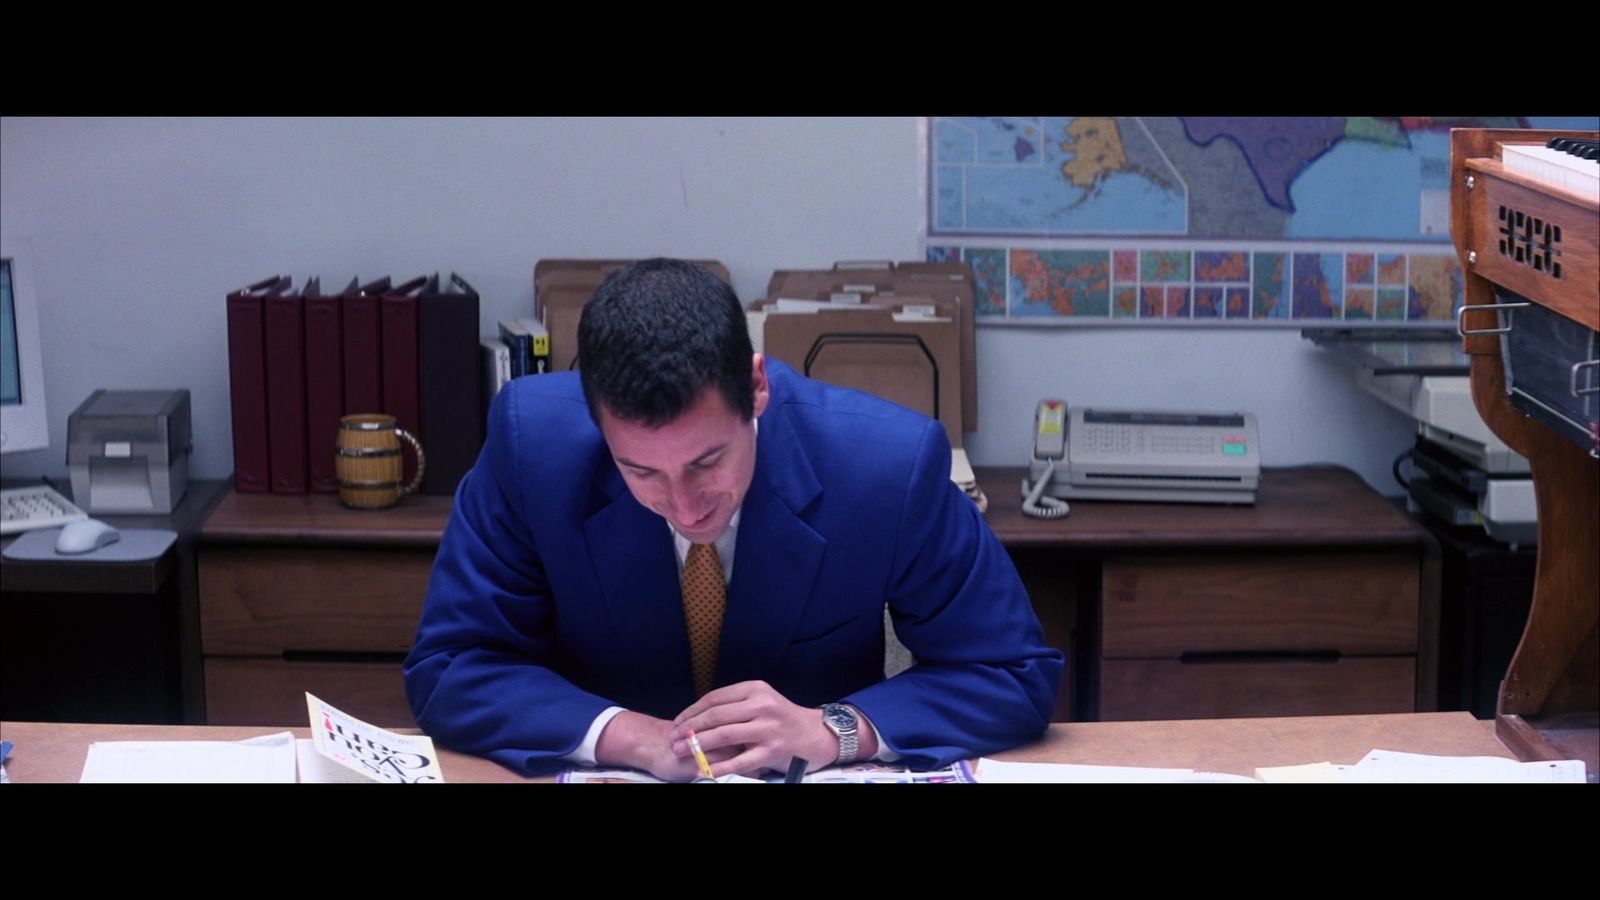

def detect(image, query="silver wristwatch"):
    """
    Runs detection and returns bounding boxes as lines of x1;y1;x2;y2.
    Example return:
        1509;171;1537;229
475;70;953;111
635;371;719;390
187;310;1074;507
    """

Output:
821;703;860;765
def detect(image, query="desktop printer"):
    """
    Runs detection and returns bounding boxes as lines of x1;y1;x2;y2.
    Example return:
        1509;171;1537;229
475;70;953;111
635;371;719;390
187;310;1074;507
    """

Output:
67;390;192;514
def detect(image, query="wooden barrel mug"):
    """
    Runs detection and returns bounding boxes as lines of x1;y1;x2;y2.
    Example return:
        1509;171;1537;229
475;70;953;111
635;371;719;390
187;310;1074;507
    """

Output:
336;414;425;509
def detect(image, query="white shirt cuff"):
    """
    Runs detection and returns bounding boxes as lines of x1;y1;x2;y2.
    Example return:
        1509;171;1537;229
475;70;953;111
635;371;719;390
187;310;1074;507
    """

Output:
857;710;900;763
566;706;627;766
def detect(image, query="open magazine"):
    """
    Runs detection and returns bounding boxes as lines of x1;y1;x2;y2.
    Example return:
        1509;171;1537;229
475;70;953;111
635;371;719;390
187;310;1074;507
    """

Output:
302;693;444;783
561;760;975;784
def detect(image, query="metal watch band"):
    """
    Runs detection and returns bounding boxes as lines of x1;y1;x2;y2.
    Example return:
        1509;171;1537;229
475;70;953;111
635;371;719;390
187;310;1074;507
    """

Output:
822;703;859;765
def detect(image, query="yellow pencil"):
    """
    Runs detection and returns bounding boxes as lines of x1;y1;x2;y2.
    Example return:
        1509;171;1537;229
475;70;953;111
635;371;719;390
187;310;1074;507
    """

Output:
686;729;715;779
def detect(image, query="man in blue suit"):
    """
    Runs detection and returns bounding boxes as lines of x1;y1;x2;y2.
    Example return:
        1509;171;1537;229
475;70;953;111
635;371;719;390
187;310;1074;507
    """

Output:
404;259;1061;780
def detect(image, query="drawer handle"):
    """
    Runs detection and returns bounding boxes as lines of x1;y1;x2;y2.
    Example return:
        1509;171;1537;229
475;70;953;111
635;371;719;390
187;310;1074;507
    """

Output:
1572;360;1600;397
1456;301;1530;336
282;651;409;664
1178;650;1341;665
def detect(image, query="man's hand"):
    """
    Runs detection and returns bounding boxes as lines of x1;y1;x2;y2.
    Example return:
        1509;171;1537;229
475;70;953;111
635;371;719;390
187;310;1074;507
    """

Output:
669;681;877;777
594;710;737;782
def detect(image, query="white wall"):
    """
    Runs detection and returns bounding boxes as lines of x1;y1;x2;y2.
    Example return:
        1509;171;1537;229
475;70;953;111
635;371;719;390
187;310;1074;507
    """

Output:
0;116;1415;494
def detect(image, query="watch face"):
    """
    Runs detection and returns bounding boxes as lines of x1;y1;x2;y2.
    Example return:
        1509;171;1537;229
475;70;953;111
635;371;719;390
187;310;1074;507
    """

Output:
823;704;857;730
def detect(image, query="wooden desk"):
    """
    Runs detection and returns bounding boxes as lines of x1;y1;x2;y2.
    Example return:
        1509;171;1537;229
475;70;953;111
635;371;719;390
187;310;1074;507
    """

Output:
0;712;1514;782
193;467;1436;728
978;465;1438;722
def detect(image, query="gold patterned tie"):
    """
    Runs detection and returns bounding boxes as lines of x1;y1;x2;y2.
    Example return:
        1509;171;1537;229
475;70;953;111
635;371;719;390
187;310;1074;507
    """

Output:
681;542;726;697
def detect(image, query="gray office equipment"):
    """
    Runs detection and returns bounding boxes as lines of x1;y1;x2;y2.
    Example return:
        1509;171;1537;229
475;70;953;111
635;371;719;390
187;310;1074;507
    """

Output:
1026;402;1261;506
67;390;192;514
1306;330;1535;544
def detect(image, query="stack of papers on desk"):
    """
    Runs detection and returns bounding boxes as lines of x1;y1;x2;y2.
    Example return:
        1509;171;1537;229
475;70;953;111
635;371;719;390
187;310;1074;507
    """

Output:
1331;749;1586;783
81;732;299;783
974;759;1256;783
973;751;1587;783
76;694;445;783
560;761;973;784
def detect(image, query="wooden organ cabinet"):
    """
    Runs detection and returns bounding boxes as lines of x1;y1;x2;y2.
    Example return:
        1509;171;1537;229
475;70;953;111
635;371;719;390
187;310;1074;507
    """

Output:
1450;128;1598;771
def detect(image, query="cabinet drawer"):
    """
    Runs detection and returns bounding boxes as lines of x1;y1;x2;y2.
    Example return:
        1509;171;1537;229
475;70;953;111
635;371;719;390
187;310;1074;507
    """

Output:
199;546;432;654
1102;551;1418;657
1100;656;1416;720
205;657;413;727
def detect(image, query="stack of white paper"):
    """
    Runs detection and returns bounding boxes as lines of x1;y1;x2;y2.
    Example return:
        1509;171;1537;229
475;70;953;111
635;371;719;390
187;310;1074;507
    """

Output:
80;732;297;783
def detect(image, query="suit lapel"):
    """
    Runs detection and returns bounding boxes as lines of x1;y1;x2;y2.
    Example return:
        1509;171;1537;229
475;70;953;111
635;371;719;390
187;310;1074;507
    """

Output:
583;463;693;706
719;396;826;686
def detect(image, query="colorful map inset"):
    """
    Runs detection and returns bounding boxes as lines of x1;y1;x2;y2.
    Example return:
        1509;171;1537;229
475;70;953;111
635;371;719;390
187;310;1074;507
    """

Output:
1292;253;1343;319
1113;286;1138;318
1408;255;1462;321
1346;254;1375;285
1345;288;1375;320
1196;251;1248;282
962;248;1007;315
1008;250;1110;317
1141;250;1191;283
1252;252;1291;319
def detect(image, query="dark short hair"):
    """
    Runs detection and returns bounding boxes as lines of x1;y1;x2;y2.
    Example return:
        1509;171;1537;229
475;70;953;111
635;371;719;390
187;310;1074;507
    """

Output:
578;258;754;428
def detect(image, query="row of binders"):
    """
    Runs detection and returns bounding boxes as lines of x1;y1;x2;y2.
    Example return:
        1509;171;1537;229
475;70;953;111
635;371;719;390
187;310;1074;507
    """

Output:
227;259;981;503
226;274;482;496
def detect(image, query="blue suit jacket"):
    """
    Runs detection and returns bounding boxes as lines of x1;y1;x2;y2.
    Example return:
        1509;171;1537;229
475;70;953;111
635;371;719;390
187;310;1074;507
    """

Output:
403;360;1062;774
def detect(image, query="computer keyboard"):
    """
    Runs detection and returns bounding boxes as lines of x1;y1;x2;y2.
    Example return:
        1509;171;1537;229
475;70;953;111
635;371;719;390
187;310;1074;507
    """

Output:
1;484;90;535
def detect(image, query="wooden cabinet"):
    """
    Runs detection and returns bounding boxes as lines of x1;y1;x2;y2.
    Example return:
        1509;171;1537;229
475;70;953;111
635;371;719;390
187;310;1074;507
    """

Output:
194;466;1438;728
197;492;451;727
981;466;1438;722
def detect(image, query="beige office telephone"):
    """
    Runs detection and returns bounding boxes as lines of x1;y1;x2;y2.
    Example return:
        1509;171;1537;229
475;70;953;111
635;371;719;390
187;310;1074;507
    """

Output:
1022;399;1261;518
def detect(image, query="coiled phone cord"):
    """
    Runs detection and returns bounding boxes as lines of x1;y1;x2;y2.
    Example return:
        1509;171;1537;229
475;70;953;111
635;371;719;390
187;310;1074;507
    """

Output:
1020;458;1071;519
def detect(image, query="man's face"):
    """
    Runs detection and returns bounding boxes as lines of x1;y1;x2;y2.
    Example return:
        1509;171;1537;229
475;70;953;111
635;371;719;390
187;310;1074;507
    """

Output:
597;355;770;544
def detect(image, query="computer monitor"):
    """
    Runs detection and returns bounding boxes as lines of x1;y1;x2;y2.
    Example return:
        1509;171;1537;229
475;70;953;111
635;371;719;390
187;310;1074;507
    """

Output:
1;237;51;454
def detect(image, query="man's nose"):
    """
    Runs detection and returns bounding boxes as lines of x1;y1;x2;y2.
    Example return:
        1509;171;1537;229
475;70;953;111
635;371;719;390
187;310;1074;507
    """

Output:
668;477;704;517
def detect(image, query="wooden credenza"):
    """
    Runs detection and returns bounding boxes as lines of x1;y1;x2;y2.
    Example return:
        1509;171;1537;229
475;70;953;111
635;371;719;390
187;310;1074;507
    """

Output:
195;465;1437;727
981;465;1437;722
197;492;453;726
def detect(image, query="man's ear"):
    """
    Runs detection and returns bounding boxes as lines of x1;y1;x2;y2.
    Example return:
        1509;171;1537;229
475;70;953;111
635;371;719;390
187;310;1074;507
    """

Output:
750;353;770;419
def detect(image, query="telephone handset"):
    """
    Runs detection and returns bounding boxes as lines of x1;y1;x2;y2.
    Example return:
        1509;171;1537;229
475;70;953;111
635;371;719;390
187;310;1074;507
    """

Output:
1022;399;1071;519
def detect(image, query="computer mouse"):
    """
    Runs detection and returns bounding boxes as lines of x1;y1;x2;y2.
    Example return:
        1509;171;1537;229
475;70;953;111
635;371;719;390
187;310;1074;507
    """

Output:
55;519;121;555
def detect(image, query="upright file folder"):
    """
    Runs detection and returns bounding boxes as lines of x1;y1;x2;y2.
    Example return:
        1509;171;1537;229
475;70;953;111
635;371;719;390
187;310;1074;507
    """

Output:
303;277;345;494
265;279;309;493
341;276;390;415
759;299;965;448
381;276;428;487
226;275;287;493
767;261;979;431
417;273;483;496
